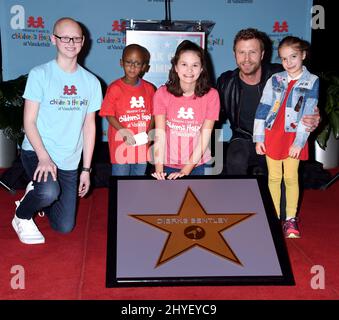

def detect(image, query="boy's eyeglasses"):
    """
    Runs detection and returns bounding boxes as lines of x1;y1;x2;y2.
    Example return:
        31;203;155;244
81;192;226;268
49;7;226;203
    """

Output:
123;60;143;68
53;34;83;43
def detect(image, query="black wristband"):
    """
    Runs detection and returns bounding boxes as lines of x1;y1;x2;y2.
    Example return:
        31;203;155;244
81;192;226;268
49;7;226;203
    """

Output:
82;167;92;173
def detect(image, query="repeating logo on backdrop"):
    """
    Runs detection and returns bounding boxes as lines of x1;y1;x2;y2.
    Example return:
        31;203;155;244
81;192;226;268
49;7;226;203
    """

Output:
273;21;289;33
9;5;51;48
130;188;254;267
207;33;224;52
97;19;126;51
269;19;292;63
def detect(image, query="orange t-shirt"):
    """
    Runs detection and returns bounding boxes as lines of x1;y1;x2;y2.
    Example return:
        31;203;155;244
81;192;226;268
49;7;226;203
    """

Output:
99;78;155;164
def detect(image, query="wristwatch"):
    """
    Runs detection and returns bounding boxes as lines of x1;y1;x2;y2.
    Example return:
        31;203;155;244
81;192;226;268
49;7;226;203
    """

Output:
82;167;92;173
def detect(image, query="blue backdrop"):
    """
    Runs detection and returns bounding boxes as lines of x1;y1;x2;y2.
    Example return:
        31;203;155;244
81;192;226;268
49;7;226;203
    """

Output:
0;0;314;140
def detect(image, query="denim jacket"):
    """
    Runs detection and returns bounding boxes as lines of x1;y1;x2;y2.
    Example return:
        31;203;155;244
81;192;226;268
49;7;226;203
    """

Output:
253;66;319;148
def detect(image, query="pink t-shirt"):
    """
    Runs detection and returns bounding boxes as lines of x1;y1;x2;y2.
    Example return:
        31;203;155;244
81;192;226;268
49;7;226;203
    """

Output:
153;86;220;168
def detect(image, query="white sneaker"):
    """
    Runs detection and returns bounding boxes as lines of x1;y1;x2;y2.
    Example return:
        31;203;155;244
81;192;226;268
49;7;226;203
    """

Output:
12;181;45;244
12;215;45;244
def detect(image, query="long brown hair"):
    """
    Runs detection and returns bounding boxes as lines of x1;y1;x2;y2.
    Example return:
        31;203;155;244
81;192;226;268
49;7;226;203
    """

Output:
166;40;211;97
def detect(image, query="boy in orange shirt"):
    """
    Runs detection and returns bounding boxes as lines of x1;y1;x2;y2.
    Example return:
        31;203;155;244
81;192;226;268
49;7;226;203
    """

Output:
99;44;155;175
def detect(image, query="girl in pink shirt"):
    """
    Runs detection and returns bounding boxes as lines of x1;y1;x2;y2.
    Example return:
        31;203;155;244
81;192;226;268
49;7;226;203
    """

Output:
152;40;220;180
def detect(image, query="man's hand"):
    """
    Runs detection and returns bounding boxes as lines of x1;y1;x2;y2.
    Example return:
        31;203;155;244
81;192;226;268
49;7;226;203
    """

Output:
255;142;266;155
289;145;301;159
302;106;321;132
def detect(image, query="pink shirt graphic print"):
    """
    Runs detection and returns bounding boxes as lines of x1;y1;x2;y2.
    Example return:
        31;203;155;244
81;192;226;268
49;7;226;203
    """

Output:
153;86;220;168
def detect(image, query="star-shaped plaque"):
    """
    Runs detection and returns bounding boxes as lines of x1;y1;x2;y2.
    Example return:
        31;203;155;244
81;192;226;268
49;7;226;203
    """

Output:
130;188;254;267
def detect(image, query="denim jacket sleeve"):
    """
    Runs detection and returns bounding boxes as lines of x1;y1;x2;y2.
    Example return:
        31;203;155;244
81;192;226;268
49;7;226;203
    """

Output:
293;77;319;148
253;76;274;143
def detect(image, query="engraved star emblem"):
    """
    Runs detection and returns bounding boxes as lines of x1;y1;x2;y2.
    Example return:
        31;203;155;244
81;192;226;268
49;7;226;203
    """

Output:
130;188;254;267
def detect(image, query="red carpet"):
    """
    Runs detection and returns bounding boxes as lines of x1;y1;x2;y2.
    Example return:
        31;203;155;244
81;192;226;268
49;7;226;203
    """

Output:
1;170;339;300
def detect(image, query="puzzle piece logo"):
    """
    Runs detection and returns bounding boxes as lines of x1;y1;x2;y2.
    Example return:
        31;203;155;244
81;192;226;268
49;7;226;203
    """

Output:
177;107;194;120
63;85;77;95
130;96;145;108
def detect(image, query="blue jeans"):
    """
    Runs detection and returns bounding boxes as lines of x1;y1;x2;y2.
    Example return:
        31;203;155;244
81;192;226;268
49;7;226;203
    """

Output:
111;163;147;176
16;150;78;233
164;164;207;176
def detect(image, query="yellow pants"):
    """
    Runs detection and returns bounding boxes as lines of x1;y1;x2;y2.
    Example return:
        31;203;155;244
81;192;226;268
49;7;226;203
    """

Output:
266;155;300;219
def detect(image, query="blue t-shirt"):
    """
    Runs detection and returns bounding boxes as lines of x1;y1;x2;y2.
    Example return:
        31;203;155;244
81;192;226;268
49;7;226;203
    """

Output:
22;59;102;170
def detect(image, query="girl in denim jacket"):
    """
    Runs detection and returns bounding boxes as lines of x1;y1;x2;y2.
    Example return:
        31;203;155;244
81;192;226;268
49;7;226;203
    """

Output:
253;36;319;238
